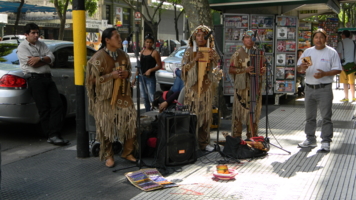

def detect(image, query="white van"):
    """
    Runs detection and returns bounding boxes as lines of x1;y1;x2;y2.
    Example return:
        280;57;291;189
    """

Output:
2;35;26;41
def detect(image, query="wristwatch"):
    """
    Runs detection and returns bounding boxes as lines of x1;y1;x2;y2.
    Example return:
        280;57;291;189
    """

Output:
40;57;43;61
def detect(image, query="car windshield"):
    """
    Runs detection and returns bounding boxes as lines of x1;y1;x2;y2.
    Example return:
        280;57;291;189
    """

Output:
0;43;19;64
169;47;186;58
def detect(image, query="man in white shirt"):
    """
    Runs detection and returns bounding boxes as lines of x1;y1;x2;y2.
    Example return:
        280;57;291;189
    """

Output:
336;30;355;102
17;23;69;145
296;28;342;152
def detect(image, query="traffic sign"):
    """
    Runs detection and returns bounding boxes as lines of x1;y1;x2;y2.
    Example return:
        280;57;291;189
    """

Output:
134;12;141;21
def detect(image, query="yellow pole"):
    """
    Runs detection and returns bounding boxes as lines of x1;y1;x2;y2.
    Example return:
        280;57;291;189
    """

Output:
72;1;89;158
73;10;87;85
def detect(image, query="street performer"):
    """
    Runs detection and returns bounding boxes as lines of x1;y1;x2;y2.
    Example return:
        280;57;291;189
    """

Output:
181;25;220;151
229;30;266;140
86;28;137;167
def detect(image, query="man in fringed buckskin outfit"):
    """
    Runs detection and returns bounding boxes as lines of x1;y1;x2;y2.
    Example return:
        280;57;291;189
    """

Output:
181;25;220;151
229;30;266;140
86;28;137;167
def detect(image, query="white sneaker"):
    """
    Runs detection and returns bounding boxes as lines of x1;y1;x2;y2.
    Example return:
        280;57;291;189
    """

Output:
320;142;330;151
298;139;317;148
205;145;215;152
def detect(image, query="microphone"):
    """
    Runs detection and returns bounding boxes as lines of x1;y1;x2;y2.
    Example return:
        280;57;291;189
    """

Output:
204;31;213;40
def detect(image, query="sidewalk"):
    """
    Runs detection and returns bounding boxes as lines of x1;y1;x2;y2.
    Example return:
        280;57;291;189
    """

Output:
1;86;355;200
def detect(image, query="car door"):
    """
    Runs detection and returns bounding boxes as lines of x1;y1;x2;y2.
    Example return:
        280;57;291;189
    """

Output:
51;46;76;115
51;46;96;116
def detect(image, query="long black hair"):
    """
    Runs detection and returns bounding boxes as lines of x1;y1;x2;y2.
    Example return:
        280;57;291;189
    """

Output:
99;28;117;50
144;33;154;43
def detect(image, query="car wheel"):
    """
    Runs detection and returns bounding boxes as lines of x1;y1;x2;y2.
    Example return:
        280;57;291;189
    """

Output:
91;142;100;157
159;84;171;91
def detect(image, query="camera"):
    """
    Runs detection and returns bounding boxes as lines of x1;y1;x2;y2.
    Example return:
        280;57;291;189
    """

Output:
341;58;345;63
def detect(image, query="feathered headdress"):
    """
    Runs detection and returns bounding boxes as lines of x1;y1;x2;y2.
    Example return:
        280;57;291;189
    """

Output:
188;24;215;52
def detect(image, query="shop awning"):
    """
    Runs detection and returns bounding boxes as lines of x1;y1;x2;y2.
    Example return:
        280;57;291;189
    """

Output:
0;1;57;13
209;0;341;17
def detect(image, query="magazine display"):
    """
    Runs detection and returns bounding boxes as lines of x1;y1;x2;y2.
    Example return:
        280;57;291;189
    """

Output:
274;16;298;93
125;168;178;192
223;14;249;96
318;18;339;48
223;14;285;96
298;22;312;50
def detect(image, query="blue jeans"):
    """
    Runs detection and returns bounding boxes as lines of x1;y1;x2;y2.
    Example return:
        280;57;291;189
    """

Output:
171;69;184;93
304;84;333;142
139;75;156;111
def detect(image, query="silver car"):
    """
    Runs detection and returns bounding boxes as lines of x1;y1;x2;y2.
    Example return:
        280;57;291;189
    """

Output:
155;45;187;91
0;39;96;124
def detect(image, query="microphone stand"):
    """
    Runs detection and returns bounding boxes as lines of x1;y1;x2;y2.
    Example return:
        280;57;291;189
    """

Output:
254;28;290;154
210;30;230;161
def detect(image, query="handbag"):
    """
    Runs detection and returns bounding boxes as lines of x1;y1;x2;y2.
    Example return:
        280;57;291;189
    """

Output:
342;62;356;75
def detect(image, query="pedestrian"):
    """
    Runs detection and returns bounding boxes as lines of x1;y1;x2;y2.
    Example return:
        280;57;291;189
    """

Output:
131;34;162;111
336;30;356;102
123;38;128;53
86;28;137;167
229;30;266;140
296;49;305;96
297;28;342;151
181;25;220;151
152;69;184;112
155;40;160;52
17;23;69;145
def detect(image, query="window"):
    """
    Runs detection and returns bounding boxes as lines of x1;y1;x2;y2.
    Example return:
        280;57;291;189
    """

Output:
106;5;112;25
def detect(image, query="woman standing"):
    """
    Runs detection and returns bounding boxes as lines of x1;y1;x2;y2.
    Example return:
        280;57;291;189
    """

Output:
86;28;137;167
132;34;162;111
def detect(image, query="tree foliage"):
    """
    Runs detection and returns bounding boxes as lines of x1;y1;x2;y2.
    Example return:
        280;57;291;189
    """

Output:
302;3;356;28
50;0;99;40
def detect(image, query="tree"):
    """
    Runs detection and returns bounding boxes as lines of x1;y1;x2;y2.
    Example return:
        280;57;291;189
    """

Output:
14;0;24;35
167;0;184;41
121;0;165;42
180;0;229;118
180;0;213;34
51;0;98;40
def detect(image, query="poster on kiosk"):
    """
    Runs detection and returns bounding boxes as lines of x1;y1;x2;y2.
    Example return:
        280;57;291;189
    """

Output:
222;14;298;103
222;14;275;99
274;16;298;94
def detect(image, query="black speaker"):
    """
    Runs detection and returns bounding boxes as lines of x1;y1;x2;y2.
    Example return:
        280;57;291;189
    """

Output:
156;112;197;166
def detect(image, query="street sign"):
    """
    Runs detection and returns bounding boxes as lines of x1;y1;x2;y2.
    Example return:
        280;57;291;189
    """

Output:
134;12;141;21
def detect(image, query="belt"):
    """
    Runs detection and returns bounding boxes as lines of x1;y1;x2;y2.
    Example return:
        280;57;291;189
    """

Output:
29;73;52;78
306;83;331;89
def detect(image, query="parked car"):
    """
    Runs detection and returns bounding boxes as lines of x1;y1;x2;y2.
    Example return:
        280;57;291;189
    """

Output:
0;39;96;125
156;45;187;91
2;35;26;41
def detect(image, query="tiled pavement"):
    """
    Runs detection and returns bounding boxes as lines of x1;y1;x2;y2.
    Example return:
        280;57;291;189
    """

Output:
1;85;355;200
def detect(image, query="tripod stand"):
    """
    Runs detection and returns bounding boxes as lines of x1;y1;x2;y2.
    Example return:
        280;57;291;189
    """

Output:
263;61;290;154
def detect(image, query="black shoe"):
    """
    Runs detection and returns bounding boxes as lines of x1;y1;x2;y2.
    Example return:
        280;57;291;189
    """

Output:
47;136;70;145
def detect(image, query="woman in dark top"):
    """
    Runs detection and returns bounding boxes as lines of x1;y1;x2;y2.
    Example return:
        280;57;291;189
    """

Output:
132;34;162;111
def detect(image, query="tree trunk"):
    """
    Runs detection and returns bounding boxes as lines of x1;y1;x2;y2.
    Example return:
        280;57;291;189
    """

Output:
180;0;213;35
14;0;25;35
59;17;66;40
174;5;179;41
181;0;230;118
